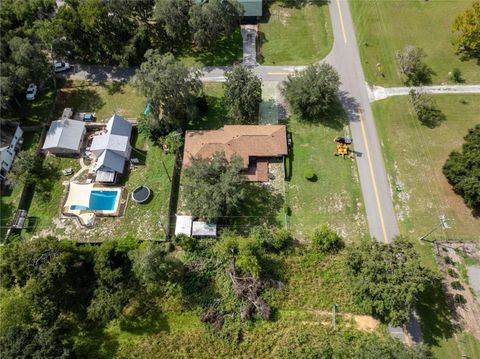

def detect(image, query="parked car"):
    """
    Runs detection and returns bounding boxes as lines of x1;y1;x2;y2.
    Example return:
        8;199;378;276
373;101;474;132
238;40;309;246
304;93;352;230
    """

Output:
26;83;37;101
53;61;71;73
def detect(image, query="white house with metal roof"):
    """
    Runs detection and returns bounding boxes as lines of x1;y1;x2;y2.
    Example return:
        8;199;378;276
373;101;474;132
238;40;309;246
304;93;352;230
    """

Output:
91;114;132;180
42;119;86;155
0;121;23;181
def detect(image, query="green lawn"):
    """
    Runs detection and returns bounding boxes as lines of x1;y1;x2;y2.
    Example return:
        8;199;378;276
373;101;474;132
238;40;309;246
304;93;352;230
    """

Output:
373;94;480;358
258;2;333;65
177;31;243;67
285;106;368;242
372;94;480;243
350;0;480;86
55;81;146;121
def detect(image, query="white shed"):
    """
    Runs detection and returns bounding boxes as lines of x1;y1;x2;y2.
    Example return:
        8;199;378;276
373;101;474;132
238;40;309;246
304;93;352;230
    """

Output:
192;221;217;237
175;215;193;237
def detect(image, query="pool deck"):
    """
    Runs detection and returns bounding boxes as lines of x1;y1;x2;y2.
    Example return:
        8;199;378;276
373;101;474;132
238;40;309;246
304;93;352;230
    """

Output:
62;183;128;226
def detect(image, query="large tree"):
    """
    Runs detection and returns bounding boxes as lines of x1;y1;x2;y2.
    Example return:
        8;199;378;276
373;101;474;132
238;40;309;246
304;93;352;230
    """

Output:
395;46;432;86
452;1;480;59
155;0;192;42
443;124;480;212
409;89;445;128
223;64;262;124
188;0;243;48
184;151;245;220
282;63;340;120
346;238;436;326
133;51;202;132
0;36;48;108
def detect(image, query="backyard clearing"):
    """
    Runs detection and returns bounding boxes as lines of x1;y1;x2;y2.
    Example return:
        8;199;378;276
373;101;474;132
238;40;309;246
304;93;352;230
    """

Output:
32;134;174;242
55;80;145;121
285;108;368;242
258;2;333;65
372;95;480;244
350;0;480;86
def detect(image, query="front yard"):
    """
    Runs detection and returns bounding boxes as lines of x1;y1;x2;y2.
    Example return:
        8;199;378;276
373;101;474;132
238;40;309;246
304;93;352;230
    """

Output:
285;107;368;242
350;0;480;86
373;94;480;359
372;94;480;244
258;1;333;65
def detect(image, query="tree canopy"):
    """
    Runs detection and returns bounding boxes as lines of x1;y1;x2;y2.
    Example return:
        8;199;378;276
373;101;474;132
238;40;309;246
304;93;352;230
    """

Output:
396;46;433;86
282;63;340;120
133;51;202;132
452;1;480;59
223;64;262;124
346;238;436;326
409;89;446;128
443;124;480;212
183;151;245;220
188;0;243;48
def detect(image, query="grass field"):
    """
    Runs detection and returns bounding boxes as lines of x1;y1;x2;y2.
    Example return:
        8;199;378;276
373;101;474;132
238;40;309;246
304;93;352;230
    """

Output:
373;94;480;358
350;0;480;86
372;94;480;243
177;31;243;67
285;105;368;242
258;2;333;65
55;80;146;121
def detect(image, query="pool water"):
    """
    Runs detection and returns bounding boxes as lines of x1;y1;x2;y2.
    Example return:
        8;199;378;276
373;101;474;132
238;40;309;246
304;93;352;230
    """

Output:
70;190;118;211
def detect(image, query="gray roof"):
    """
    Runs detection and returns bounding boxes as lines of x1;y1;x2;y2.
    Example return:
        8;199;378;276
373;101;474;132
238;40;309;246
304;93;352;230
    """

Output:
94;150;126;173
91;133;130;156
43;119;85;151
91;114;132;173
107;114;132;137
0;121;20;149
192;221;217;237
240;0;262;17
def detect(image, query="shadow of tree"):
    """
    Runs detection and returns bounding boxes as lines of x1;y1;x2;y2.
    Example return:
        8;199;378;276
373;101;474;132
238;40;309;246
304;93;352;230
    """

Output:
173;31;243;67
296;99;349;131
229;183;284;232
101;80;127;96
119;307;170;335
416;277;457;347
56;87;105;117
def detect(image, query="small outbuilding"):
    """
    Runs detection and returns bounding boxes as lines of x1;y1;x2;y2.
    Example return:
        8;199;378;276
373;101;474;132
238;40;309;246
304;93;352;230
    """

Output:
42;119;86;155
175;215;193;237
192;221;217;238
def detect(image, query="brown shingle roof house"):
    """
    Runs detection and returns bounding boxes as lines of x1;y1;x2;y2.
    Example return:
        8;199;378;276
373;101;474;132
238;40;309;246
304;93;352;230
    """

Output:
183;125;288;182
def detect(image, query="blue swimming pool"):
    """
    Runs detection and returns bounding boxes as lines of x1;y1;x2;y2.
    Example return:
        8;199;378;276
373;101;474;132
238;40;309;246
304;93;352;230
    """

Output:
70;190;118;211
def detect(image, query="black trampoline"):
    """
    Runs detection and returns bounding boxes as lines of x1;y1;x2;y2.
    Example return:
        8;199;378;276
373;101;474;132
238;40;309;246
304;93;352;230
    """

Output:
131;186;151;203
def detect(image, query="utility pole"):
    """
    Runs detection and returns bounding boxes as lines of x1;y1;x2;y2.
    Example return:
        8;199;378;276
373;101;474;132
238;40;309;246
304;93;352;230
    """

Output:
418;215;448;242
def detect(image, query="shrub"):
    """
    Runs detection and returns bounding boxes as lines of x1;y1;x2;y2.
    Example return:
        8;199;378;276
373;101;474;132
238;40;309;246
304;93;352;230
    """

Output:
269;228;293;252
450;68;463;82
443;256;455;265
409;90;446;128
454;293;467;305
304;168;316;181
451;280;463;290
174;234;197;252
447;268;458;278
311;225;343;253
